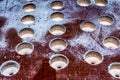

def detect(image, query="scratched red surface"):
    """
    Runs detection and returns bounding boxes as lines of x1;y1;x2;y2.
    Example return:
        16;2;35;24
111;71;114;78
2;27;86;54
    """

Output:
0;0;120;80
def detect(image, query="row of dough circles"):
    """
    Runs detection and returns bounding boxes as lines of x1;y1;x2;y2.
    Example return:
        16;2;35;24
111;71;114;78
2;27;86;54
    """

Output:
0;0;36;77
80;15;114;32
48;36;120;53
16;0;36;56
0;51;119;79
77;0;108;7
0;0;37;77
48;0;69;72
48;50;120;79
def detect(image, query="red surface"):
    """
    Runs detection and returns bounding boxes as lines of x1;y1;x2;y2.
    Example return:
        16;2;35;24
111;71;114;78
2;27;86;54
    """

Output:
0;0;120;80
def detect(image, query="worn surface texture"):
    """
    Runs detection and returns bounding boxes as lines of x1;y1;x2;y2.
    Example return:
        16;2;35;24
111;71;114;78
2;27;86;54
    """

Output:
0;0;120;80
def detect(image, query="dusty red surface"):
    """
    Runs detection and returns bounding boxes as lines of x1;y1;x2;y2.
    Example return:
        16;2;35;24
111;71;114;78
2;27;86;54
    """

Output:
0;0;120;80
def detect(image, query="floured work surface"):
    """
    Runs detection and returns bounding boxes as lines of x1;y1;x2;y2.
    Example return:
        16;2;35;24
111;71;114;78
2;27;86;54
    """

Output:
0;0;120;80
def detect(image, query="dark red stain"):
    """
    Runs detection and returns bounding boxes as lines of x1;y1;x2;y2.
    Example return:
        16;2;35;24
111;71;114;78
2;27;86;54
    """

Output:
110;30;120;39
32;69;43;80
32;58;56;80
0;17;7;28
62;20;83;40
42;59;56;80
0;0;120;80
45;32;55;40
5;28;22;49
